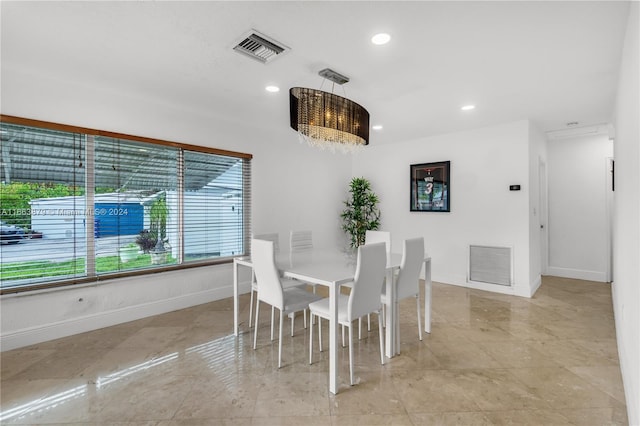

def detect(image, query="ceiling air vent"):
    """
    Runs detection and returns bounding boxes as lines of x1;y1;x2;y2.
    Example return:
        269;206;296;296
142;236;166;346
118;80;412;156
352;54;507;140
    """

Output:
233;30;289;64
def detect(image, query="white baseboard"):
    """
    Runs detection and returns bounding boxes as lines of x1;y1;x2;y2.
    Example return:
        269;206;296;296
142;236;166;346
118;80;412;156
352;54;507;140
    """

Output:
546;266;607;282
435;272;536;298
1;282;252;351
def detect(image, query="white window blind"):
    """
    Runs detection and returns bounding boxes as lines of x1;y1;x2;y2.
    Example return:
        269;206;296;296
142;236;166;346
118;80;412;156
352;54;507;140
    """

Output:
0;119;251;293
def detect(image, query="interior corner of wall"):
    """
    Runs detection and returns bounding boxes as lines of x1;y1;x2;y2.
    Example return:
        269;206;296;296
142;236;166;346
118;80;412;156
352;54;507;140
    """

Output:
528;274;542;298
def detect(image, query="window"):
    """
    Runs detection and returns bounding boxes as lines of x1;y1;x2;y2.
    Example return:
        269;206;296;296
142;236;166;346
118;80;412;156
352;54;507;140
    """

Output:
0;116;252;294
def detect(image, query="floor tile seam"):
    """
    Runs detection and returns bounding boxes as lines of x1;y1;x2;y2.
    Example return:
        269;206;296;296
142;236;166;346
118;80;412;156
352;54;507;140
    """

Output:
566;337;621;352
452;366;556;411
565;366;628;405
517;337;603;358
402;407;497;414
497;365;625;410
480;407;575;424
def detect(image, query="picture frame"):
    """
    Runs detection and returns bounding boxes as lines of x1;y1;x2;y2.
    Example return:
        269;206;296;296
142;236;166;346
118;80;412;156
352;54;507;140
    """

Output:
410;161;450;212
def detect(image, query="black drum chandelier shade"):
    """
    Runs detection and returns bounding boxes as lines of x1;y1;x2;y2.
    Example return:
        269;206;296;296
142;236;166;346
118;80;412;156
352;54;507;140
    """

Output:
289;70;370;154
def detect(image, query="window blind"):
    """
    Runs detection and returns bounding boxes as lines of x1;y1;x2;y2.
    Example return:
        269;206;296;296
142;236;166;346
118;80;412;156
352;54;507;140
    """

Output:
0;118;252;293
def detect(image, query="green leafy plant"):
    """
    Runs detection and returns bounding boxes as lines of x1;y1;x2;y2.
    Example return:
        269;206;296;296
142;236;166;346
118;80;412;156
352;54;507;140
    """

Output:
340;177;381;248
149;197;169;243
135;230;156;253
135;196;170;253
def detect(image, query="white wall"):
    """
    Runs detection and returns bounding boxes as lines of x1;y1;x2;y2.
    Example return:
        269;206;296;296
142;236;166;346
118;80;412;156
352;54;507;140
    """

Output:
612;3;640;424
352;120;535;297
546;133;613;282
0;68;351;350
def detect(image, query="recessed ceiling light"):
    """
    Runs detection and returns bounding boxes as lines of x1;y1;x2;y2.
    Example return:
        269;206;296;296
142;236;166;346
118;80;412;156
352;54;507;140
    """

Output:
371;33;391;45
461;104;476;111
265;85;280;93
372;125;383;131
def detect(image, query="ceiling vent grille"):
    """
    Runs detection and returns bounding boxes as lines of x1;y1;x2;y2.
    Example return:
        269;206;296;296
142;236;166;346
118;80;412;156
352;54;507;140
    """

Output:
233;30;289;64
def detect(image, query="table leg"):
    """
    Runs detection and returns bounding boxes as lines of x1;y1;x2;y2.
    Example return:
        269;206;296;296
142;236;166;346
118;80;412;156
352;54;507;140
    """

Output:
384;268;396;358
233;259;239;336
329;282;338;394
395;278;400;354
424;258;432;334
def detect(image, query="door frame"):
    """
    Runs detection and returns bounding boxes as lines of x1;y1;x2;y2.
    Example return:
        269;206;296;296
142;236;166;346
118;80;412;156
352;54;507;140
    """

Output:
539;157;549;275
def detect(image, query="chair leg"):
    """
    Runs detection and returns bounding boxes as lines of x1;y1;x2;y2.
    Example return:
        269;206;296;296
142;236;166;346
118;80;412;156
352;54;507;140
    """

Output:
249;270;255;327
253;300;260;349
367;313;371;332
309;313;314;365
304;309;307;329
416;295;423;341
290;312;295;337
278;308;284;369
378;311;385;365
342;324;346;347
348;324;354;386
382;304;386;328
270;306;275;341
319;317;323;352
358;318;362;340
249;288;255;328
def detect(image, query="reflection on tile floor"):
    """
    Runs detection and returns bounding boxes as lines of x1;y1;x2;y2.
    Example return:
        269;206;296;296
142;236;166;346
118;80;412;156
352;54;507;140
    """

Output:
0;276;628;425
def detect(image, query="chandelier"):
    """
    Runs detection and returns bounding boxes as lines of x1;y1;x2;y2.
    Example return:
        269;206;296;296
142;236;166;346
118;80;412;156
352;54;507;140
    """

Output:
289;68;370;154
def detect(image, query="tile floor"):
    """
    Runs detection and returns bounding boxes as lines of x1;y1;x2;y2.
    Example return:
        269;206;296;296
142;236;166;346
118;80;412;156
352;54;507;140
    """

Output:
0;276;628;425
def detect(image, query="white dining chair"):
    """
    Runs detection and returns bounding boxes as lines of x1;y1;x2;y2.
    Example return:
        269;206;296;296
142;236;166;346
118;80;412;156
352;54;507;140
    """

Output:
308;242;387;386
289;230;317;295
365;230;391;261
250;235;308;335
252;239;322;368
341;230;391;338
290;230;313;252
249;233;279;328
381;237;425;345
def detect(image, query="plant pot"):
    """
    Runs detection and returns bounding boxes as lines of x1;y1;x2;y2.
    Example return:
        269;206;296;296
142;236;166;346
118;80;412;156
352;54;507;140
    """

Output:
150;250;167;265
119;246;139;263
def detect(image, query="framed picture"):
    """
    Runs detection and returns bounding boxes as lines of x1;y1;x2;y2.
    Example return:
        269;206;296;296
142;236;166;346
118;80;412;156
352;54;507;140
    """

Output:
410;161;450;212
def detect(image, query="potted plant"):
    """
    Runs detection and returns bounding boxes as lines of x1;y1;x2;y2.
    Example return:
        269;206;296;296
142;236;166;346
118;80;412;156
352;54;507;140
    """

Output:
148;196;169;264
135;230;156;253
119;243;139;263
340;177;381;248
134;196;170;256
149;197;168;241
150;238;169;265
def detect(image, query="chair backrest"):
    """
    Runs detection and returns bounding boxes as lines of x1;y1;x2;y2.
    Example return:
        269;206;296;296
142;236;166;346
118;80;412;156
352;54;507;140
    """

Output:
251;239;284;309
290;230;313;252
396;237;425;300
254;233;279;252
348;242;387;320
365;230;391;262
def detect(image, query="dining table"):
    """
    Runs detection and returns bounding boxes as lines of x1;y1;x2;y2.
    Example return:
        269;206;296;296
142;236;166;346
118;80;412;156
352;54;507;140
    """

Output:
232;247;432;394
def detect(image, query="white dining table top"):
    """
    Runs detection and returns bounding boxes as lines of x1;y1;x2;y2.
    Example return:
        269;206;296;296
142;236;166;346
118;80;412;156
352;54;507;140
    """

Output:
236;247;403;286
284;249;401;284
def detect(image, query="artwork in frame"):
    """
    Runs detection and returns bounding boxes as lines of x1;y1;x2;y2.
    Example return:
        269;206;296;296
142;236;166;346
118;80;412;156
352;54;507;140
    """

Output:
410;161;450;212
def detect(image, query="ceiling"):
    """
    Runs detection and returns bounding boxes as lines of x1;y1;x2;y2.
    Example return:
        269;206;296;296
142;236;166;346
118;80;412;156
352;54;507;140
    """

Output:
0;1;630;146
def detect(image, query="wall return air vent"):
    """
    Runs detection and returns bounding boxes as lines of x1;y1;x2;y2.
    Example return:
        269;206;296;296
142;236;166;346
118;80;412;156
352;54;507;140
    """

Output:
233;30;290;64
468;245;513;287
